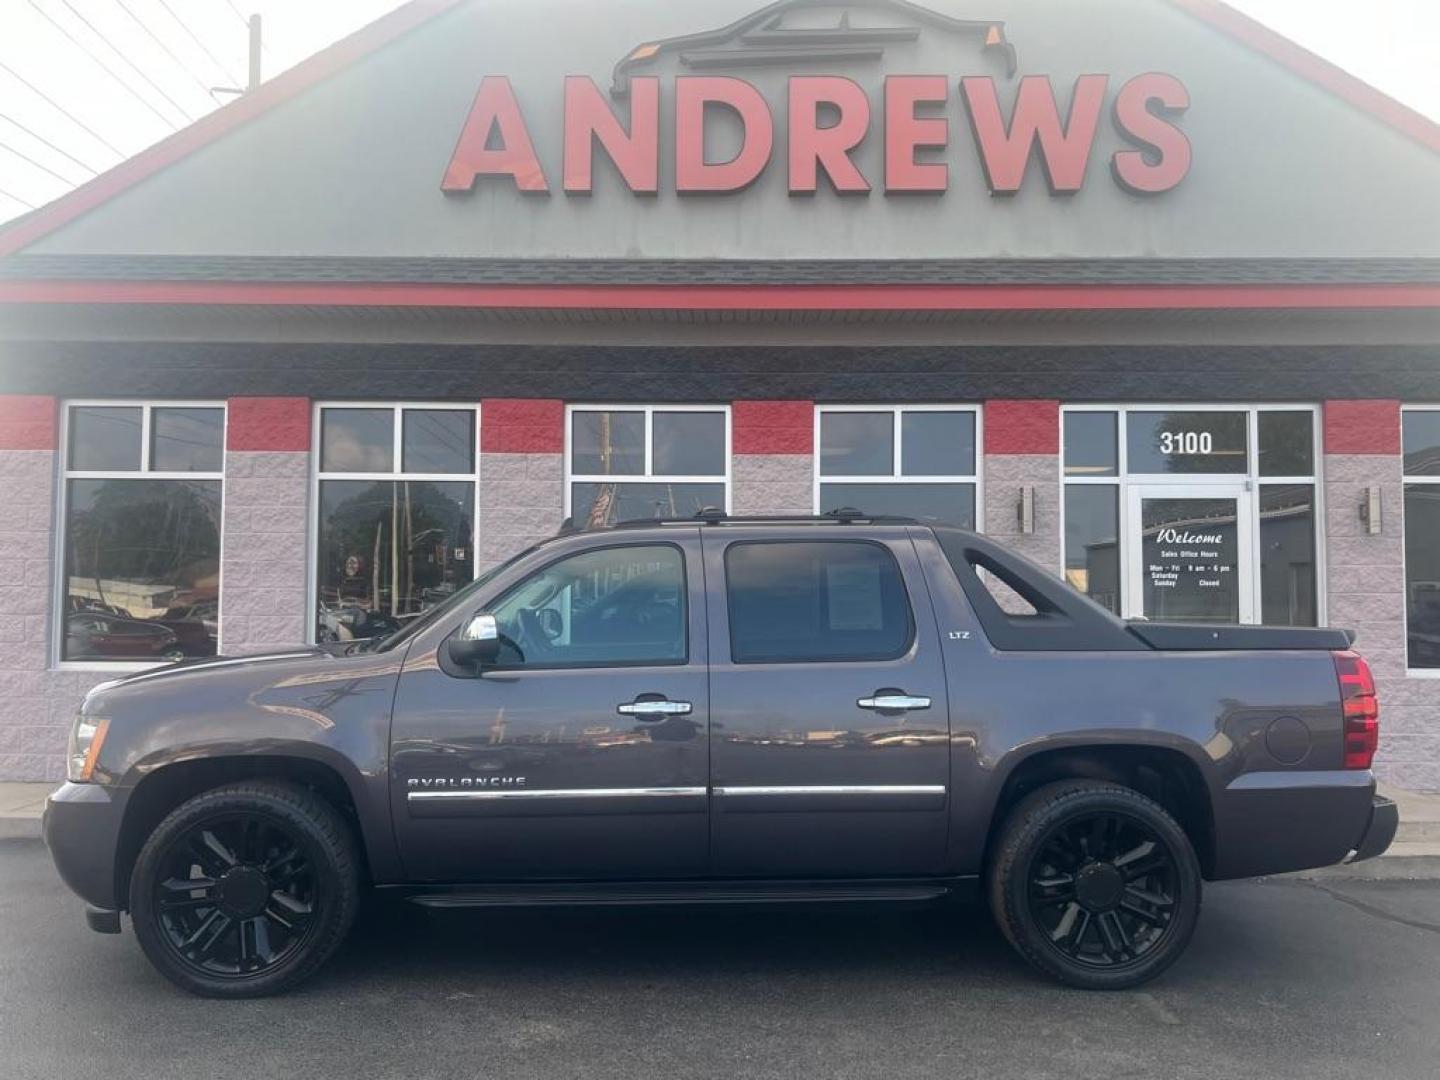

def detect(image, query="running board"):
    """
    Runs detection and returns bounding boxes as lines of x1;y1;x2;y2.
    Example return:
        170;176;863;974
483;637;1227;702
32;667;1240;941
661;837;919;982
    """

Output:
400;879;969;909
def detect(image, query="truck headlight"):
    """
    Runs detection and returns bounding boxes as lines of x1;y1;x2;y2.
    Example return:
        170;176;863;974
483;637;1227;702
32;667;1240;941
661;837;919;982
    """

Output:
67;716;110;783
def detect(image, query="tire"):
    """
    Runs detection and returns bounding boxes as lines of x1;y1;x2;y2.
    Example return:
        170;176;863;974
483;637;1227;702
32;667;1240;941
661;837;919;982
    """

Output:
129;781;359;998
987;779;1202;991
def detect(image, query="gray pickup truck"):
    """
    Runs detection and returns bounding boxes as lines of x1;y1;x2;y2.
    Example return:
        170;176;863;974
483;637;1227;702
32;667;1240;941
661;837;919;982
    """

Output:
45;513;1397;997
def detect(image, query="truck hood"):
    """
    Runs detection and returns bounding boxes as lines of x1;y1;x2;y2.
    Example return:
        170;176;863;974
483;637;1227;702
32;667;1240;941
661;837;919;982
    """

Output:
86;646;335;695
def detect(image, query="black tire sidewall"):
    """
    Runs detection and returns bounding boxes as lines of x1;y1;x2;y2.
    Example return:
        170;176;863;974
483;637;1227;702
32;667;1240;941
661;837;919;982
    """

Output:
129;782;358;998
989;781;1203;991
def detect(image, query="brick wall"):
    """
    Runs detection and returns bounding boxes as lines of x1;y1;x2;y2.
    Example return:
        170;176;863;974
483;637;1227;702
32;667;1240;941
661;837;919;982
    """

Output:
1323;401;1438;791
477;399;564;569
731;400;813;514
983;400;1062;584
0;397;110;780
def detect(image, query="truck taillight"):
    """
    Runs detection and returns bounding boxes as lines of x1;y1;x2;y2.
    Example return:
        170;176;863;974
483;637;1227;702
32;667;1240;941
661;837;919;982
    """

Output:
1333;650;1379;770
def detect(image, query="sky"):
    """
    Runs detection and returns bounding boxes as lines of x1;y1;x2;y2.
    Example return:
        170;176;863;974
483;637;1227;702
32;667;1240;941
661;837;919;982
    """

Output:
0;0;1436;227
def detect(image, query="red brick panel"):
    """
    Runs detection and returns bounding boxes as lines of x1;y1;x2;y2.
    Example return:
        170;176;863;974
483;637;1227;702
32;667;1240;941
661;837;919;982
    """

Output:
1323;400;1401;455
481;398;564;454
984;399;1059;455
0;395;56;450
227;396;310;452
733;400;813;455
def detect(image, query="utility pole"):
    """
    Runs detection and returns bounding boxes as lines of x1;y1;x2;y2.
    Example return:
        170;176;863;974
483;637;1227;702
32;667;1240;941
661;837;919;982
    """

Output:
247;15;262;92
212;14;262;98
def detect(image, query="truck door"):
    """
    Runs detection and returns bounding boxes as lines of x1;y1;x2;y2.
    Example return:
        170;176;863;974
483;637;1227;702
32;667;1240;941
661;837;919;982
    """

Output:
703;529;951;878
390;533;709;882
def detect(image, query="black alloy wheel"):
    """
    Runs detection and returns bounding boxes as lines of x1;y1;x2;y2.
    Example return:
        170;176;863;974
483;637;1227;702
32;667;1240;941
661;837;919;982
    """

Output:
1027;811;1178;969
153;814;318;976
130;782;358;997
988;779;1202;990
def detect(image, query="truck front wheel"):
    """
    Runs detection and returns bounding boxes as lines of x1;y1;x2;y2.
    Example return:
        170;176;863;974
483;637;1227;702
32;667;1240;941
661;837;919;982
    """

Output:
128;781;359;997
987;779;1202;990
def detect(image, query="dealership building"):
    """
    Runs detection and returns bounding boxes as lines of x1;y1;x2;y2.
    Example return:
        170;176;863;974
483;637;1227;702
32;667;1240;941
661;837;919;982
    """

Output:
0;0;1437;786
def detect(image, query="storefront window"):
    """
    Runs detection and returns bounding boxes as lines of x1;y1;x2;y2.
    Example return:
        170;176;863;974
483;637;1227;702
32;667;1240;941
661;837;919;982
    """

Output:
1064;485;1120;614
816;406;978;527
567;406;728;526
314;405;478;642
1062;406;1319;626
1404;409;1440;671
61;403;224;662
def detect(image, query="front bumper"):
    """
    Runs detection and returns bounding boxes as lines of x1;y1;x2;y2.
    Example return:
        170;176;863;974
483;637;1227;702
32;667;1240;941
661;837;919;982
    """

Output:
42;781;125;912
1349;794;1398;863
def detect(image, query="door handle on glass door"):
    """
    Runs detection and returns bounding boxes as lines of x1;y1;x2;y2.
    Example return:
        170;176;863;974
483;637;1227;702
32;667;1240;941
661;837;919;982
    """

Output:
857;693;932;712
617;699;693;719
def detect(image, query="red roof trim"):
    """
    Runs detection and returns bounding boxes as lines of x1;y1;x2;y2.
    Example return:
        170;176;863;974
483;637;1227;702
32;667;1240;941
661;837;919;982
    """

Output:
1168;0;1440;154
1;280;1437;311
0;0;468;257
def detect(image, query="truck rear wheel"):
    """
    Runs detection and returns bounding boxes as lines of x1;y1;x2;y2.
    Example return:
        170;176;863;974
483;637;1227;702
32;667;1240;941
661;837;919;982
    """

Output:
129;781;359;998
987;779;1201;990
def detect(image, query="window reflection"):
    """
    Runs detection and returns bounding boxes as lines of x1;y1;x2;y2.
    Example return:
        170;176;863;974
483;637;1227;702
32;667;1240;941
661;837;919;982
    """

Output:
315;480;474;641
819;412;893;476
571;411;645;476
1406;484;1440;669
819;482;974;527
571;482;724;528
1064;485;1120;614
1259;485;1316;627
64;479;221;661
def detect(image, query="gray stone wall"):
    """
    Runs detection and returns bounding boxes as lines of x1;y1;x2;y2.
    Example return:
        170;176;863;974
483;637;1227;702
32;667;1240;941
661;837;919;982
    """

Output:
477;451;564;570
732;454;812;515
1325;452;1439;791
984;454;1063;575
219;451;310;654
0;448;109;781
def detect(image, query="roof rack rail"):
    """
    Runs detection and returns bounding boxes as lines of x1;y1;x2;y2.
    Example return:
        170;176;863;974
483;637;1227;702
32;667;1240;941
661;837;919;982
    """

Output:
600;507;922;530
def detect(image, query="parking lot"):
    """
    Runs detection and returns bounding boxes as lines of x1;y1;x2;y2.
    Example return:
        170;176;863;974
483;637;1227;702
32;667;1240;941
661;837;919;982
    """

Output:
3;837;1439;1080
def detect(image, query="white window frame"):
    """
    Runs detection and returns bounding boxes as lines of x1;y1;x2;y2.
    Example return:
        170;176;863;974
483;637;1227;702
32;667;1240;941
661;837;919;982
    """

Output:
309;402;482;646
1059;403;1326;626
563;403;732;519
1402;404;1440;678
812;404;984;528
54;399;228;671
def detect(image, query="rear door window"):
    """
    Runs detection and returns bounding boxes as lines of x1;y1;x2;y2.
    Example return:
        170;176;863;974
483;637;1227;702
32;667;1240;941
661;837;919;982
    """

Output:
725;540;913;663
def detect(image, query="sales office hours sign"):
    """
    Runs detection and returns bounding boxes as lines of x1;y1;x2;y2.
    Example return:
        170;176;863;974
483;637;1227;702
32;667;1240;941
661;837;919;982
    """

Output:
439;0;1193;199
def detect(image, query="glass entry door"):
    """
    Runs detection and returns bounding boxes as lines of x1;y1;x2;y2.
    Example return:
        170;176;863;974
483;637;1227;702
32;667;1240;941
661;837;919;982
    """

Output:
1124;484;1255;624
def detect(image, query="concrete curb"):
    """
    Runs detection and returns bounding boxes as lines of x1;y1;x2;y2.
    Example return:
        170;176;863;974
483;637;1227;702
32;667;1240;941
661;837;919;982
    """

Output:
0;819;41;841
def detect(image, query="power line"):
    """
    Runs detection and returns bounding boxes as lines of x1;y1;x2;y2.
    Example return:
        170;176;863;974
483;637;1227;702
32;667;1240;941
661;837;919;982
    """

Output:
0;185;38;210
112;0;220;102
0;57;125;158
54;0;197;123
158;0;242;85
0;139;83;186
0;111;99;175
26;0;180;131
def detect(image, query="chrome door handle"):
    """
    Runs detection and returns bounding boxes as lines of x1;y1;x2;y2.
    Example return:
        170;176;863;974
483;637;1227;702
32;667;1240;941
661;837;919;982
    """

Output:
857;694;932;712
617;699;693;718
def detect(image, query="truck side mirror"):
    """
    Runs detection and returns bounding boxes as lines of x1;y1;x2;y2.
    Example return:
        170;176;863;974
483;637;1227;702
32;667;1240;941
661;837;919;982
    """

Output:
446;612;501;671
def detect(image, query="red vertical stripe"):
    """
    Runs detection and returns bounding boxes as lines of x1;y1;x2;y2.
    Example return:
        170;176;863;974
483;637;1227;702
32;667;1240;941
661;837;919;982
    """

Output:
481;398;564;453
1323;400;1401;455
733;400;814;454
0;395;57;450
985;399;1059;455
227;397;310;452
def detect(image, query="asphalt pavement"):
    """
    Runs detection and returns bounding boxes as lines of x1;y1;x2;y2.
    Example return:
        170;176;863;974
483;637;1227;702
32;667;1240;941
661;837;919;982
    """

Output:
4;836;1440;1080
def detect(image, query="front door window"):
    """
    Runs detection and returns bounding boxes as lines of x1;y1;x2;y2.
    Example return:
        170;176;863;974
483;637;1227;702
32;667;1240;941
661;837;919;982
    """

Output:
1129;487;1252;624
